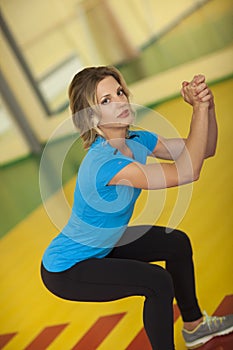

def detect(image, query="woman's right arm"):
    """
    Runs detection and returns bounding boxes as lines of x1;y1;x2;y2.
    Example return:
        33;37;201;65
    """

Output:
109;81;210;190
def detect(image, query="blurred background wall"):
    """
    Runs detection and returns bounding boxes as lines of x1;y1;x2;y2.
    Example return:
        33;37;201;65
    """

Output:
0;0;232;165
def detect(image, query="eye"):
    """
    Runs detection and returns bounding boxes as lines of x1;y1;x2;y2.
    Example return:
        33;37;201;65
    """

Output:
117;89;125;96
101;98;110;105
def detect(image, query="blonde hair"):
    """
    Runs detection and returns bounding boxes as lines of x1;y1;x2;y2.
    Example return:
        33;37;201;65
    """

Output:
68;66;131;149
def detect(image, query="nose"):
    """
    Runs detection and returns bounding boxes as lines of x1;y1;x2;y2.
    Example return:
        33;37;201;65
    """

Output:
114;100;128;112
113;96;121;103
114;93;127;103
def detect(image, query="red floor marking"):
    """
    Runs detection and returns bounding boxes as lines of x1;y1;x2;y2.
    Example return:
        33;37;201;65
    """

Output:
173;303;181;322
193;295;233;350
0;333;17;349
72;313;125;350
126;329;152;350
1;297;232;349
126;304;180;350
24;324;68;350
193;333;233;350
213;295;233;316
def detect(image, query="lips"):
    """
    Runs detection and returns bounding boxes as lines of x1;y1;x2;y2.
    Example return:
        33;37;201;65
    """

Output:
117;109;130;118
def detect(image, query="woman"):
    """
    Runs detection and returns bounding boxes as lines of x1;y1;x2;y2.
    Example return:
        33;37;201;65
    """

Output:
41;66;233;349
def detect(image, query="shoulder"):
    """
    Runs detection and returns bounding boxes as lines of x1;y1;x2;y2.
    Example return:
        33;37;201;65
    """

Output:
78;141;134;188
128;130;158;152
80;139;130;174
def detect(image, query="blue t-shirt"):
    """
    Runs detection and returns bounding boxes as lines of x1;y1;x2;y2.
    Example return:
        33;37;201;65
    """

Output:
42;130;158;272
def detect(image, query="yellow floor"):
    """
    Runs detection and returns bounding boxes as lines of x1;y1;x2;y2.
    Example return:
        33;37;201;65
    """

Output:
0;79;233;349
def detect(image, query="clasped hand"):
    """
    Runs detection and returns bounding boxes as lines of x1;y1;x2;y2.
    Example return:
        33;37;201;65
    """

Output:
181;74;214;109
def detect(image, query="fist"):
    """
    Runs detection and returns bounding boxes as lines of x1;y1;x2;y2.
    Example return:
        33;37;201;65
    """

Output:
181;75;213;108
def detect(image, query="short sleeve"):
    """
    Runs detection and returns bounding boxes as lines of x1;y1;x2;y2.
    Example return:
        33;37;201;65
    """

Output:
129;130;158;155
96;156;134;186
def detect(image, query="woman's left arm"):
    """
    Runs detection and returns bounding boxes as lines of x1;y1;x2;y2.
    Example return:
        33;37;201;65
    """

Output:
152;136;186;161
204;94;218;157
153;75;218;161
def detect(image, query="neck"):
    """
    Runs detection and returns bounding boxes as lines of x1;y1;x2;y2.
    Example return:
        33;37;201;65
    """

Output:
108;138;127;151
100;126;133;158
99;126;127;149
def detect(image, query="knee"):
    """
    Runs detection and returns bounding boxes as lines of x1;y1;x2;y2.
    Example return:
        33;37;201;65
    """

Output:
149;267;174;300
172;230;193;259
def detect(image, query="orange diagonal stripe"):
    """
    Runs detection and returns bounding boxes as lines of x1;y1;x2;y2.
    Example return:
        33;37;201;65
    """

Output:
126;304;180;350
72;313;126;350
24;324;68;350
0;333;17;349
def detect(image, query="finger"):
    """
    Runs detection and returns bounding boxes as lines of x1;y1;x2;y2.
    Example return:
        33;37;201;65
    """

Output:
200;94;212;102
182;84;192;94
189;77;197;87
189;82;198;95
193;74;205;84
195;82;207;93
199;88;209;96
197;91;209;101
182;81;189;87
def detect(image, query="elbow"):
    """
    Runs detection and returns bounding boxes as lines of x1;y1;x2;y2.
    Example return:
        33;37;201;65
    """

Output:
178;170;200;185
192;165;202;182
174;162;201;185
187;172;200;183
193;172;200;182
205;149;216;159
205;142;218;159
185;168;201;183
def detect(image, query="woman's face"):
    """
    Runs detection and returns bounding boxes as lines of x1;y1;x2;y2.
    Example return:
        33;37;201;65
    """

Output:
96;76;134;130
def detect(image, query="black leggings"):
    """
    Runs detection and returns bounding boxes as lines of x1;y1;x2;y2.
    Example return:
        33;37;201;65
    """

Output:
41;225;202;350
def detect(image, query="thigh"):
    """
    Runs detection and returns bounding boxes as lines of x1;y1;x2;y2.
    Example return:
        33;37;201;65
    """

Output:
107;225;192;262
41;257;173;302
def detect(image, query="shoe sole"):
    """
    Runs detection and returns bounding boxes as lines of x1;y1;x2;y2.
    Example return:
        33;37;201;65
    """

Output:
185;325;233;349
